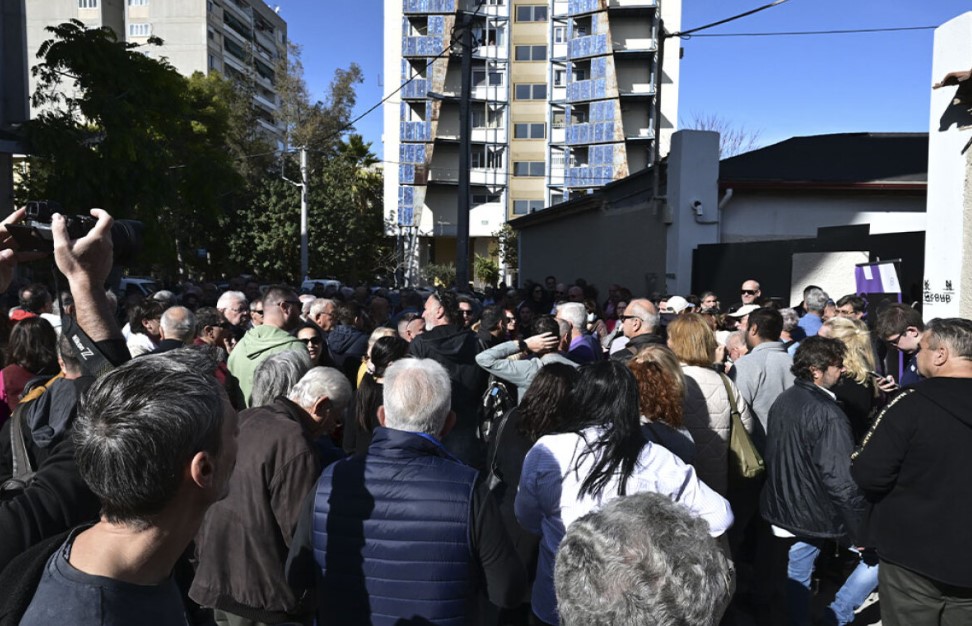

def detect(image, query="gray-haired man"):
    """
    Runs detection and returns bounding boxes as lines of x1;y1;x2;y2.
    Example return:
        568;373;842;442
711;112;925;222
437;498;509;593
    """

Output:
287;358;525;625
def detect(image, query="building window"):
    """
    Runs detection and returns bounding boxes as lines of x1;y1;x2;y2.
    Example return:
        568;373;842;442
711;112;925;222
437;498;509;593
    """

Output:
514;83;547;100
515;5;547;22
513;200;545;214
514;45;546;62
128;0;148;5
513;123;545;139
471;107;502;128
473;148;504;169
553;70;566;86
129;23;152;37
554;26;566;43
78;0;98;7
513;161;545;177
472;70;503;87
573;69;587;82
473;193;501;205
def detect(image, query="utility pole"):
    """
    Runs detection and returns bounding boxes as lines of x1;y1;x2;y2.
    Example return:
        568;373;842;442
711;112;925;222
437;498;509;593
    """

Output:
455;13;473;290
299;146;309;280
281;146;309;280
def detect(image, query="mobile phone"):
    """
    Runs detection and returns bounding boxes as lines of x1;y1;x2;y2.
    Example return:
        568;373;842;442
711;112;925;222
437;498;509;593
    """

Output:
868;371;885;379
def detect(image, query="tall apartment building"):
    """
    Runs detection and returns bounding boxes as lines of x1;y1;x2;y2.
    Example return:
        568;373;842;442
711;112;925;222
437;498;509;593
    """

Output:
24;0;286;135
384;0;680;283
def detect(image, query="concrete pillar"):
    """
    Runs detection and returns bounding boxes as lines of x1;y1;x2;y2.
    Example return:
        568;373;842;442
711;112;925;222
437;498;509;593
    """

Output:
665;130;720;295
923;12;972;320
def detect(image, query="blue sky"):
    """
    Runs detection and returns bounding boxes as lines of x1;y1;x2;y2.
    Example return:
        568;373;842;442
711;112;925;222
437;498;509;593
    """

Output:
276;0;969;159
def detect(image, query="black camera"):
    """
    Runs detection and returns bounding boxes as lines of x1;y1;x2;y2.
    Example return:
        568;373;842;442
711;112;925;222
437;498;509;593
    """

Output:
7;201;144;265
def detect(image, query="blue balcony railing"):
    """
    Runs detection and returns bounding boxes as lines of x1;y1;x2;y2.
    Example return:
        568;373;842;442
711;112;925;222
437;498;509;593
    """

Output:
400;121;433;142
403;36;444;57
566;78;608;102
565;121;616;145
567;34;609;59
401;78;430;99
567;0;600;16
403;0;456;14
566;165;614;186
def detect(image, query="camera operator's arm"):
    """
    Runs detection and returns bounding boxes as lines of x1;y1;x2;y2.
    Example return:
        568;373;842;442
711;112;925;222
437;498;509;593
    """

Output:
0;208;46;292
52;210;121;343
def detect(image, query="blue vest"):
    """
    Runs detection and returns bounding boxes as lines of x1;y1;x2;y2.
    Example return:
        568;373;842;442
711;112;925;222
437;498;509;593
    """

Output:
311;427;479;626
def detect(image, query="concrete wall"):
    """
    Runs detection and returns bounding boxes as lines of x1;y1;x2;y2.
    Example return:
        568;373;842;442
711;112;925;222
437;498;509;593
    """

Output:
719;193;926;243
923;11;972;319
518;199;667;298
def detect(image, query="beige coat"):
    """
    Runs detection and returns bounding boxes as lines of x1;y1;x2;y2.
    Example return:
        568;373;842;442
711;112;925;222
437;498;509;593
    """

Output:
681;364;754;496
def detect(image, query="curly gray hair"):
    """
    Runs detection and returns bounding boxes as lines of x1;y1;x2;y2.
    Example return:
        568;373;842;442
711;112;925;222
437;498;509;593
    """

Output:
555;491;732;626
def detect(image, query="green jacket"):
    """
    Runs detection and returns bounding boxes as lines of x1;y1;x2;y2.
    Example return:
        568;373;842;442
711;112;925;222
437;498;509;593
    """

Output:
227;325;304;406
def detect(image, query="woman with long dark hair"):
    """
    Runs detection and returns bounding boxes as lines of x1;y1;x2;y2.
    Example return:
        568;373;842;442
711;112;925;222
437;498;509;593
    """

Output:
515;360;734;626
0;317;58;425
485;363;578;626
343;335;409;455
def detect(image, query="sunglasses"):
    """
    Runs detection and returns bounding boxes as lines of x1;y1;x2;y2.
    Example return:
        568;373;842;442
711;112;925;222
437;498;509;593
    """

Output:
741;290;757;296
250;309;264;315
300;336;322;345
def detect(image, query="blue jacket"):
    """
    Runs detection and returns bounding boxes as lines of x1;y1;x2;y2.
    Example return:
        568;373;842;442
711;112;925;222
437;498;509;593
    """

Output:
311;428;479;626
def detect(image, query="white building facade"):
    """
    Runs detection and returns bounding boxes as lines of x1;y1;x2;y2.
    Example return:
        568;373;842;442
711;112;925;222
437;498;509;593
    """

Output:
24;0;286;135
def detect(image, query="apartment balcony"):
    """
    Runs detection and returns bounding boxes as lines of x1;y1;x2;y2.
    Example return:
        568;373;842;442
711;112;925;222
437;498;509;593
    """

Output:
550;125;566;144
472;44;507;61
565;121;617;145
223;0;253;23
254;92;277;111
403;36;445;57
472;127;507;143
399;164;428;185
403;0;457;14
565;165;614;186
613;36;657;54
618;81;655;97
401;78;431;99
567;34;609;59
401;121;433;142
624;127;654;142
567;0;657;15
566;78;610;102
427;167;507;187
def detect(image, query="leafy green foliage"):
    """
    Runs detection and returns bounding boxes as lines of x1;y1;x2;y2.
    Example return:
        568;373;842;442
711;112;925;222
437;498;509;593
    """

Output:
474;254;500;288
18;21;242;277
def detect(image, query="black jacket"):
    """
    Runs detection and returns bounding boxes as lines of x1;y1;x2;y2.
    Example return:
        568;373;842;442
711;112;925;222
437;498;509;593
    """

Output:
409;324;488;467
326;325;368;385
0;338;128;570
851;378;972;587
609;332;665;362
760;380;867;543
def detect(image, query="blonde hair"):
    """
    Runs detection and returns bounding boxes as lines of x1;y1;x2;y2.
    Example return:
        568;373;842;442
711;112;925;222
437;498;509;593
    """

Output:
822;317;876;385
666;313;717;367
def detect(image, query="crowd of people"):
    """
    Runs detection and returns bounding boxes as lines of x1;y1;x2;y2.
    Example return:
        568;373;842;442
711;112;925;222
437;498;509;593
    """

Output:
0;207;968;626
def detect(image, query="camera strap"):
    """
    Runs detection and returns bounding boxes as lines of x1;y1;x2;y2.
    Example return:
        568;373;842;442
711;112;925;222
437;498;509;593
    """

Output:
52;266;115;379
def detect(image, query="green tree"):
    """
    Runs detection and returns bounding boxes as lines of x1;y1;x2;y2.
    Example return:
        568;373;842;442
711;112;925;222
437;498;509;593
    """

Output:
226;43;389;284
18;21;242;277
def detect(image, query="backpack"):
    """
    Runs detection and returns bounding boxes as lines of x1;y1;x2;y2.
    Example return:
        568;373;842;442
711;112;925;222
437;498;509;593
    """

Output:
478;377;515;441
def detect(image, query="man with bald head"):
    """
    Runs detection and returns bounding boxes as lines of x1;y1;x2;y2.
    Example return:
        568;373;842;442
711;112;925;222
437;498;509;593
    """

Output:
146;306;196;355
610;298;664;361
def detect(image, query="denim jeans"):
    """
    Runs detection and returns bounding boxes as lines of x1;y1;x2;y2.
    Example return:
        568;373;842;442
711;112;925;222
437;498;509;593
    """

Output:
787;540;879;626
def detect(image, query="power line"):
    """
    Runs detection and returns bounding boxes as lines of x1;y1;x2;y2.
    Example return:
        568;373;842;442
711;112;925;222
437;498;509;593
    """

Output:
669;0;789;39
237;0;490;162
685;25;936;38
